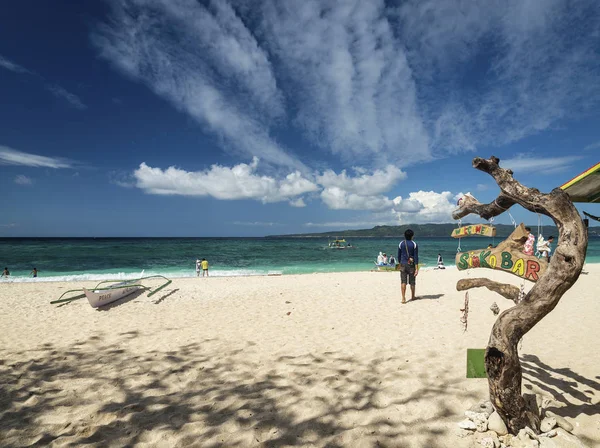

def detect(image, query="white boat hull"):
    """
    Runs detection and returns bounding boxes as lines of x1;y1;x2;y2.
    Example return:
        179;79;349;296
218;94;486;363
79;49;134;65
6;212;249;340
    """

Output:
83;281;141;308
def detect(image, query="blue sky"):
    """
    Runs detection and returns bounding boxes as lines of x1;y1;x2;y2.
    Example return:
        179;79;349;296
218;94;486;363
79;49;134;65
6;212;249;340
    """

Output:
1;0;599;237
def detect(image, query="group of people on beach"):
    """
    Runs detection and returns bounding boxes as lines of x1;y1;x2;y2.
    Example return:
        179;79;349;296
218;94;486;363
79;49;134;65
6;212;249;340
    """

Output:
195;258;209;277
376;252;396;266
524;227;554;261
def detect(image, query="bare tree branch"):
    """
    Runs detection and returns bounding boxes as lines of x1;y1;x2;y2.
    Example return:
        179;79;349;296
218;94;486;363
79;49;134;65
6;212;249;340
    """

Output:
456;278;519;303
453;156;588;435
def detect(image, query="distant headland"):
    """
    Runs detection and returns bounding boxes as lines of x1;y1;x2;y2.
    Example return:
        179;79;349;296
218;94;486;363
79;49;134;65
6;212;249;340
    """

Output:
267;223;560;238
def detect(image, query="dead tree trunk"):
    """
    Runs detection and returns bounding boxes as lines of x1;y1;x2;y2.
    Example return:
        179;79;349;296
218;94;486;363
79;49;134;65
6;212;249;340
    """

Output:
453;156;588;434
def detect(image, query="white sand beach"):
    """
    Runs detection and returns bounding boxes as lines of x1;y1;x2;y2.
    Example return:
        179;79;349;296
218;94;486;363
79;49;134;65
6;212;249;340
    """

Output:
1;266;599;447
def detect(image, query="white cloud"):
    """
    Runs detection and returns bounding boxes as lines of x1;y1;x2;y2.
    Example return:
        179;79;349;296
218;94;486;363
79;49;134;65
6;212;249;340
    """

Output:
584;141;600;151
47;85;87;110
316;165;405;196
0;146;74;168
501;154;583;174
14;175;33;186
392;191;459;224
476;183;489;192
133;157;318;203
320;187;393;211
92;0;302;170
129;158;410;210
289;197;306;208
0;55;31;74
316;164;405;211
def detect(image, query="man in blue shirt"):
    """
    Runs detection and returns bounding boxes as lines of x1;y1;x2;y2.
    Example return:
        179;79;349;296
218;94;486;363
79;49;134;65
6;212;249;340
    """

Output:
398;229;419;304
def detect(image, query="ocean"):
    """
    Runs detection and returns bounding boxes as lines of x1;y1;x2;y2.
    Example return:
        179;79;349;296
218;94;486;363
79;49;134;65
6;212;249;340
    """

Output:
1;236;599;282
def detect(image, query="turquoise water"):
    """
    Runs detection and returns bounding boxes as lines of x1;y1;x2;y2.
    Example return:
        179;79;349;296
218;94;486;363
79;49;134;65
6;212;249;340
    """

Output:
1;236;599;282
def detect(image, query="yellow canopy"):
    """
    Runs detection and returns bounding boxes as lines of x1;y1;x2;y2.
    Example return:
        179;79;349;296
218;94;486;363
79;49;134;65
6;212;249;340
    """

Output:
560;161;600;203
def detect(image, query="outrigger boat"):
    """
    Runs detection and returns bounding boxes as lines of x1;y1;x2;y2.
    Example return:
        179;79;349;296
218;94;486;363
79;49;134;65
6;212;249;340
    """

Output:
372;262;400;272
51;275;172;308
328;237;354;249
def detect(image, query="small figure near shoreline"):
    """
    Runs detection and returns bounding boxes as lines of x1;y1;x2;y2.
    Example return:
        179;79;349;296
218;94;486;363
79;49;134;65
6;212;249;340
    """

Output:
436;254;445;270
30;267;38;278
201;258;209;277
1;267;9;278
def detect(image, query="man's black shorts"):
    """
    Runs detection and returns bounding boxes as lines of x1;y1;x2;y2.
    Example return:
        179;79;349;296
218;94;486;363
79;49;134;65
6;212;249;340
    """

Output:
400;264;416;285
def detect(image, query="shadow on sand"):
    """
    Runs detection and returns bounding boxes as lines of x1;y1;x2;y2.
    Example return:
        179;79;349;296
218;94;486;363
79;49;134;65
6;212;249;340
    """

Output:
404;294;444;304
521;353;600;446
1;333;477;447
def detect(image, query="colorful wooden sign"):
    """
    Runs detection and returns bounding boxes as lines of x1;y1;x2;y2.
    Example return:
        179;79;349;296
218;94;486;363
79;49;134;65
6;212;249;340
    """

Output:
455;248;547;282
451;224;496;238
455;223;548;282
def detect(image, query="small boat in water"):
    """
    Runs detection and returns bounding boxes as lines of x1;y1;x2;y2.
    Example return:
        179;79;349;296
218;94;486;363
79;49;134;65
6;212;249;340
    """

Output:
328;237;354;249
51;275;172;308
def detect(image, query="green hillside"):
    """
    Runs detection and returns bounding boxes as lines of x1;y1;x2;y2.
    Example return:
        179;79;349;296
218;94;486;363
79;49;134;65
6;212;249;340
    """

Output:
267;223;559;238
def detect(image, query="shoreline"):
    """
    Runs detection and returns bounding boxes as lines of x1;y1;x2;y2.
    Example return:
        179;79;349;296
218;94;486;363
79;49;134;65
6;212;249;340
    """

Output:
1;260;599;283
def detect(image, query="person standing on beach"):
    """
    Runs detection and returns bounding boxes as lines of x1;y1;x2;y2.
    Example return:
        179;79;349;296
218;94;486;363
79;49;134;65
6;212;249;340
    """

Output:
201;258;209;277
398;229;419;304
1;267;9;278
523;227;535;255
30;267;38;278
195;259;201;277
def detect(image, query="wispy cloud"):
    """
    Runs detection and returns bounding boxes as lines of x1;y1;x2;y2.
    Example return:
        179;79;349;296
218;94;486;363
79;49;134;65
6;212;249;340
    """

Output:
398;0;600;152
260;0;431;166
0;54;86;110
232;221;281;226
14;174;33;186
0;146;74;168
47;85;87;110
501;154;583;174
93;0;600;170
584;141;600;151
304;220;392;229
92;0;301;170
0;55;31;74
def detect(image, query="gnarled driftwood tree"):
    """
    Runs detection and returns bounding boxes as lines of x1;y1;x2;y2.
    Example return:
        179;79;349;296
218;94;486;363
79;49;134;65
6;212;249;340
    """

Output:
453;156;588;434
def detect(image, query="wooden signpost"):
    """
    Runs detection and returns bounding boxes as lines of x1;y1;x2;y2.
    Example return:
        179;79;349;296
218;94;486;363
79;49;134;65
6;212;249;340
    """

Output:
451;224;496;238
454;223;548;282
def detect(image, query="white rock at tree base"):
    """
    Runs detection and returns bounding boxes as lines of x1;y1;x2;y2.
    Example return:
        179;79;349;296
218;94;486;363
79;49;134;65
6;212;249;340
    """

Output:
466;410;490;422
538;428;587;448
458;419;477;430
540;417;557;433
545;411;574;433
488;411;508;436
479;437;496;448
476;431;500;448
476;418;489;433
470;401;494;416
